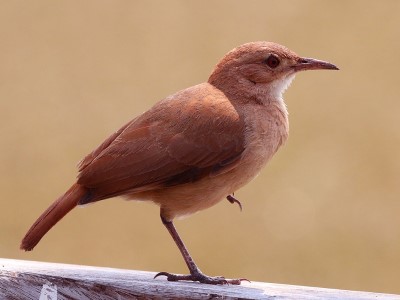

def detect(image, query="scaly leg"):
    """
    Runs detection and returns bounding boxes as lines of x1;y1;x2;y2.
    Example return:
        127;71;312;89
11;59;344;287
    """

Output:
227;194;243;211
154;215;247;285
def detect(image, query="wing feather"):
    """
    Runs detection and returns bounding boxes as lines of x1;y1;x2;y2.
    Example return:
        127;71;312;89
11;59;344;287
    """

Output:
77;83;246;202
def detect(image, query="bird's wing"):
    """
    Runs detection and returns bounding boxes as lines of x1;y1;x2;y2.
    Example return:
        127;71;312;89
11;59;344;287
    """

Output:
77;83;246;203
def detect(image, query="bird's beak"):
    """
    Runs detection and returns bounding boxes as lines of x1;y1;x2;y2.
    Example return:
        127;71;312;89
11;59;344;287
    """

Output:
292;57;339;72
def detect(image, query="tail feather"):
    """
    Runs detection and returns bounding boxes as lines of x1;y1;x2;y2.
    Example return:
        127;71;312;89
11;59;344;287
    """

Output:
20;183;87;251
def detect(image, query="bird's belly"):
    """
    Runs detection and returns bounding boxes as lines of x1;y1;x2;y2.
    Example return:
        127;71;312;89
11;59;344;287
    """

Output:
132;127;286;220
131;104;288;220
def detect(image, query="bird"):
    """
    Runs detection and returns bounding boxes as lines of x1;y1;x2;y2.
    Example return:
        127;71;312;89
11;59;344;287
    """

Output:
21;41;338;285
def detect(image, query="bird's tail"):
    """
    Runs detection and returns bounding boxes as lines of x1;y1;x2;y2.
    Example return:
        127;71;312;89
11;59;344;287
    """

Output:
20;183;88;251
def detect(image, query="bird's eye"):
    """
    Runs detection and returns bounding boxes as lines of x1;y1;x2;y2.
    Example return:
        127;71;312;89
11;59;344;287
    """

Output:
264;54;280;68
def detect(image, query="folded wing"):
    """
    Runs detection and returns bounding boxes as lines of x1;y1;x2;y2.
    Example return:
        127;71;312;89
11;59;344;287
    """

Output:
77;83;246;203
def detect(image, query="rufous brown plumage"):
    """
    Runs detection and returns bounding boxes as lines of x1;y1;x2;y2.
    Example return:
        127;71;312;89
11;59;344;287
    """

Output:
21;41;338;284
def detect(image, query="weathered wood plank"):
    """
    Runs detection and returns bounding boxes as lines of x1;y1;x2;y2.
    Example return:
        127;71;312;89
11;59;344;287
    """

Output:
0;258;398;300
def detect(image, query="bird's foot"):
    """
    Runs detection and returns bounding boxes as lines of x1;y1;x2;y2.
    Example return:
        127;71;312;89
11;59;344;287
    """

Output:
154;271;249;285
227;194;242;211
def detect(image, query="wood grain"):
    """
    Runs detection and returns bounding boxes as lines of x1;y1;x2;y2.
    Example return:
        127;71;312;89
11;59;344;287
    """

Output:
0;258;398;300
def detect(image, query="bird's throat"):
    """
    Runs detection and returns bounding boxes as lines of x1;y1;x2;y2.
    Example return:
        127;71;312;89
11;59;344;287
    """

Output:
268;74;296;103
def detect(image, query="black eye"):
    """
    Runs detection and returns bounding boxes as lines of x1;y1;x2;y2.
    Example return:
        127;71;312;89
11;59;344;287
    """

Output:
264;54;280;68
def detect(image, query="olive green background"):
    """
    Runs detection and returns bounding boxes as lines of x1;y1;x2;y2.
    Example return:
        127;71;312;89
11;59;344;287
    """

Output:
1;0;399;294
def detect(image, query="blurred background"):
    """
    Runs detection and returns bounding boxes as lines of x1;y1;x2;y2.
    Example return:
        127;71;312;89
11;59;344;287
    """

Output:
1;0;399;295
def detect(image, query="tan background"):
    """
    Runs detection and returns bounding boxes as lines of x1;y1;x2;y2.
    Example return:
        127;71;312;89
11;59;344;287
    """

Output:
1;0;399;295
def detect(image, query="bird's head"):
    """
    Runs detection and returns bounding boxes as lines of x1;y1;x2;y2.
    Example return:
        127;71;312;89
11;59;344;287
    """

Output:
208;42;338;101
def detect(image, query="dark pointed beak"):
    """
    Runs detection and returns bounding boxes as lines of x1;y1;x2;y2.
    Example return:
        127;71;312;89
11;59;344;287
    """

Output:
292;57;339;72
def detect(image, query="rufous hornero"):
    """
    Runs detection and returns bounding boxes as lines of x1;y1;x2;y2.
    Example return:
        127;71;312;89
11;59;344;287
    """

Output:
21;42;338;285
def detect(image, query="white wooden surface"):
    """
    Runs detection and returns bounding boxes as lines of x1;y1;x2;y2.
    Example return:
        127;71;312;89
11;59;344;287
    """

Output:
0;258;398;300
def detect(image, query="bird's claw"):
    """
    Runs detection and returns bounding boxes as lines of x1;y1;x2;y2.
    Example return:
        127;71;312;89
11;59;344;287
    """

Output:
154;271;249;285
227;194;243;211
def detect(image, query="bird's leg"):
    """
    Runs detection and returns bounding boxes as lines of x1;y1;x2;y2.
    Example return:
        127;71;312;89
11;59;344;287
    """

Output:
154;215;247;285
226;194;242;211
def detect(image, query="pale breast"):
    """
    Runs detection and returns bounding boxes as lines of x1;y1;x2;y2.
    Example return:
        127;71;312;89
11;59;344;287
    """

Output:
233;101;289;186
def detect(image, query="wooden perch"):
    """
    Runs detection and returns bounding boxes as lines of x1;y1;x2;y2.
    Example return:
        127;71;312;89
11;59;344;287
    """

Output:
0;258;398;300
